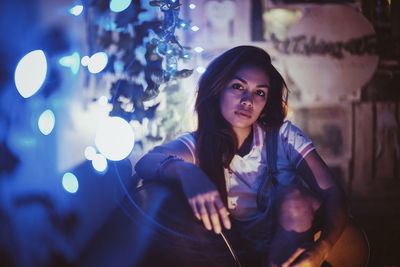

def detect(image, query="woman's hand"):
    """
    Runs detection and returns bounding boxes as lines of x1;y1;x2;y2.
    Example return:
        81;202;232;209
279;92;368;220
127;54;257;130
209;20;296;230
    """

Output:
177;162;231;234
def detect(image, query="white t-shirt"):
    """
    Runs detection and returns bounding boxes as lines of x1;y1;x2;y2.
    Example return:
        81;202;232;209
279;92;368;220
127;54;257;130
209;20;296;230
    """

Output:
177;120;315;221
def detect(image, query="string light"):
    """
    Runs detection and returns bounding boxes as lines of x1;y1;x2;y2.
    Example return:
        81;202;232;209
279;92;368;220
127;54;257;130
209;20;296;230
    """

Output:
194;46;204;53
191;25;200;32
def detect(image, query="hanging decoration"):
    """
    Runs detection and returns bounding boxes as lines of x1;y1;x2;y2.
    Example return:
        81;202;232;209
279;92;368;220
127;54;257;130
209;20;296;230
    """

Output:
85;0;192;124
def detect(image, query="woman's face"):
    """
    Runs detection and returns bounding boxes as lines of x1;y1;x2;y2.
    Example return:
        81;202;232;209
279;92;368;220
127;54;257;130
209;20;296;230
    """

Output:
220;65;269;136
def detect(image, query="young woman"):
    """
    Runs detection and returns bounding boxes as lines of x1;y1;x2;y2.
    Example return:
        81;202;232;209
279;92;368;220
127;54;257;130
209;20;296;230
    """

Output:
135;46;350;267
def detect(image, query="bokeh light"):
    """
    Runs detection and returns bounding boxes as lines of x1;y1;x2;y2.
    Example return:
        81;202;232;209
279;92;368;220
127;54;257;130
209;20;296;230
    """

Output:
81;55;90;66
92;153;108;172
69;5;83;16
87;52;108;74
84;146;97;161
109;0;132;12
38;109;55;135
59;52;80;74
196;66;206;74
14;50;47;98
62;172;79;193
95;116;135;161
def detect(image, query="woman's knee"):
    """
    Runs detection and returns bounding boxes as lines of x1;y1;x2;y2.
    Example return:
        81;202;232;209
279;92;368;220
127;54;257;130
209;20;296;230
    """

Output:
276;187;321;233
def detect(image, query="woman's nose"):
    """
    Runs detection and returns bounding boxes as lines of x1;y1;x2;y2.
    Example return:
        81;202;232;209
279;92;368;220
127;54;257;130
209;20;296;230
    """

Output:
240;91;253;106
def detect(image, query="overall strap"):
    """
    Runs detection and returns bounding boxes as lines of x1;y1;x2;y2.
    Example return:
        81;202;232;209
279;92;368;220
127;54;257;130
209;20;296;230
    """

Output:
256;126;279;212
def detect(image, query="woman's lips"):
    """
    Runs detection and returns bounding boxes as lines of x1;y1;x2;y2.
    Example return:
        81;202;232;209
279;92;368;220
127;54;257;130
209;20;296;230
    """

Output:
235;110;252;118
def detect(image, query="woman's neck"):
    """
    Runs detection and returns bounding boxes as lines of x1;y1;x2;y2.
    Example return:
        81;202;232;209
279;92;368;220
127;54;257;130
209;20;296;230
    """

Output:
235;127;253;156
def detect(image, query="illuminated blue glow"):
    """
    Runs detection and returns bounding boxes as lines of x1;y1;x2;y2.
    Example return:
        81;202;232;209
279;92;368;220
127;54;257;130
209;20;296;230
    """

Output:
109;0;132;12
38;109;55;135
84;146;96;160
15;50;47;98
95;116;135;161
88;52;108;74
62;172;79;193
59;52;80;74
69;5;83;16
92;153;108;172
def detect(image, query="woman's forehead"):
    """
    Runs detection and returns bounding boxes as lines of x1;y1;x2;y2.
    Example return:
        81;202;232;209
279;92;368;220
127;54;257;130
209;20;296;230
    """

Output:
231;65;270;84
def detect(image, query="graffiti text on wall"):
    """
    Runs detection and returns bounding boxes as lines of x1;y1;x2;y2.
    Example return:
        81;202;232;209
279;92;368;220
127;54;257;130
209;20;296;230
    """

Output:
270;33;377;59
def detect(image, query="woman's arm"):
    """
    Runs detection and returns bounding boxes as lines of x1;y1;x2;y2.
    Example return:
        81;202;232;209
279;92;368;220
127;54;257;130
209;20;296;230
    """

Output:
134;139;231;234
291;150;349;266
134;139;195;181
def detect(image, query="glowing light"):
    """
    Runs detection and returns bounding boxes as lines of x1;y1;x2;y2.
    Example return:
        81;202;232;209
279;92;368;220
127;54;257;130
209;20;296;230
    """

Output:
189;3;196;9
95;116;135;161
14;50;47;98
109;0;132;12
196;66;206;74
92;153;108;172
194;46;204;53
38;109;55;135
88;52;108;74
69;5;83;16
98;96;108;106
191;25;200;32
84;146;96;160
62;172;79;193
81;56;90;66
59;52;80;74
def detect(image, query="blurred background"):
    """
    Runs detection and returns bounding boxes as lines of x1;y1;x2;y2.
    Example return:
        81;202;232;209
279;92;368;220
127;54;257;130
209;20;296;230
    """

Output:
0;0;399;266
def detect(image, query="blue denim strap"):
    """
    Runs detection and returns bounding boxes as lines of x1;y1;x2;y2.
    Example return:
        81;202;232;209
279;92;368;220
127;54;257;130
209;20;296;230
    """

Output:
256;126;279;212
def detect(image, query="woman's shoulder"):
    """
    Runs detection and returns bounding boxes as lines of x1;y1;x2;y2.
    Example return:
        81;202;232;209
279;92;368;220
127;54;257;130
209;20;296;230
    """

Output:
278;120;306;137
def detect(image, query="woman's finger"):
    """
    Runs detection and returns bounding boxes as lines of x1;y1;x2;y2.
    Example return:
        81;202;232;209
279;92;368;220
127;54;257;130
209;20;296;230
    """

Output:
205;200;222;234
214;197;231;230
198;199;212;231
188;197;201;220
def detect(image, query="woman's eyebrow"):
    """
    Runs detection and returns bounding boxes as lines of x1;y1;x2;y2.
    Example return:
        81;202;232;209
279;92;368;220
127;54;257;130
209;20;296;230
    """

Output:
232;76;270;88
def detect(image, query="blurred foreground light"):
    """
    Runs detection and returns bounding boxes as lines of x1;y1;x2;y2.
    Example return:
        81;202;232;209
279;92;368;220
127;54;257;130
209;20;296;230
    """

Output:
59;52;80;74
110;0;132;12
191;25;200;32
189;3;196;9
15;50;47;98
69;5;83;16
84;146;96;160
95;116;135;161
38;109;55;135
62;172;79;193
92;153;108;172
88;52;108;74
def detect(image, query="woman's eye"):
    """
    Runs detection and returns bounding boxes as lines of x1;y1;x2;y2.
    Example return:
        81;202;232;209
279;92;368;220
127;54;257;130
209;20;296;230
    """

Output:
231;83;244;90
256;90;266;97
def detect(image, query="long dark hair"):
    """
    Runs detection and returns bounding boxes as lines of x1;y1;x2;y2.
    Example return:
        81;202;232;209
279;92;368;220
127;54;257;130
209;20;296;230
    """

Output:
195;46;288;203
